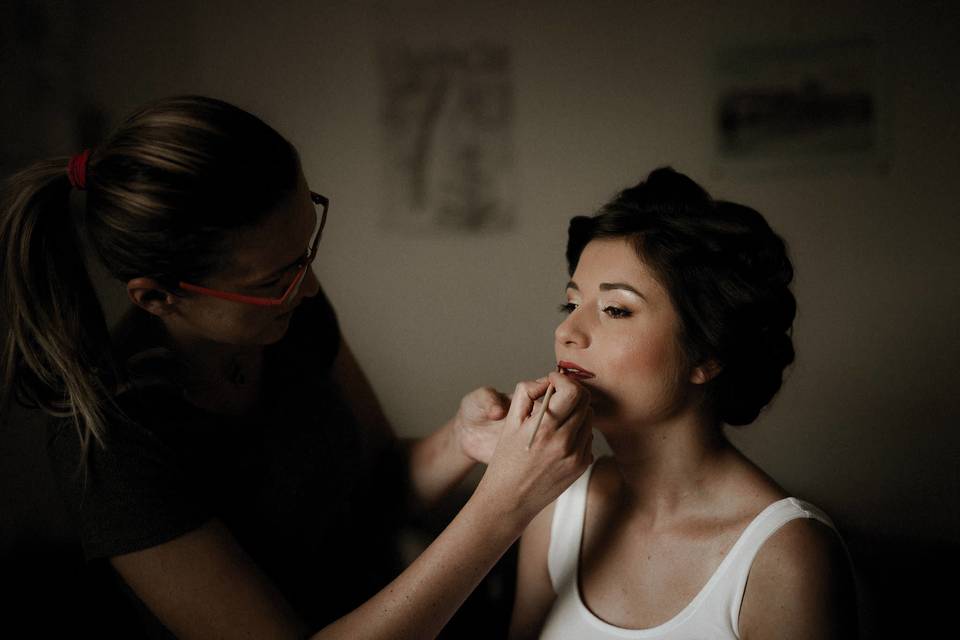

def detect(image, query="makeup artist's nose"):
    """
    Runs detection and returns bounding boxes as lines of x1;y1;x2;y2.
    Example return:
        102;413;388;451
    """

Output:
555;311;590;349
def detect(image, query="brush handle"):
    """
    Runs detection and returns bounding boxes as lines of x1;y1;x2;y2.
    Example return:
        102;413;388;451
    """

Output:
526;384;556;450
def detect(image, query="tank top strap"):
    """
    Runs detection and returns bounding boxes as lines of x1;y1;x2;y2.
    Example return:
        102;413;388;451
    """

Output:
719;497;837;631
547;461;596;593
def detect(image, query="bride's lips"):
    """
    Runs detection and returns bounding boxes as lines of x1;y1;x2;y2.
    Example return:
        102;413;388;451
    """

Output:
558;360;596;379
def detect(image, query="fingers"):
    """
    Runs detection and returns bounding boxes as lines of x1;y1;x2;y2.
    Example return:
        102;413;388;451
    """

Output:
477;372;594;519
507;378;551;423
487;391;510;420
550;398;592;467
487;404;507;420
470;386;510;420
571;406;595;462
539;370;590;428
523;372;591;449
504;372;592;452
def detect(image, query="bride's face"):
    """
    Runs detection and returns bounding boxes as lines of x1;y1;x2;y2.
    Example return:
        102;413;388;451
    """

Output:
554;238;700;430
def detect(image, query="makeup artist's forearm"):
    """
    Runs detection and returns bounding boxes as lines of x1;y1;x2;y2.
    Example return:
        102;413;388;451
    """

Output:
404;420;475;509
311;492;522;640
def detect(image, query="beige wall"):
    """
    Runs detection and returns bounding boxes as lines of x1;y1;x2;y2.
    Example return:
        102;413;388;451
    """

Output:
63;0;960;548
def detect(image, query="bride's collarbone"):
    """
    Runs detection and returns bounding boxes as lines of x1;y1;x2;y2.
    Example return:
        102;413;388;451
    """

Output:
578;465;759;629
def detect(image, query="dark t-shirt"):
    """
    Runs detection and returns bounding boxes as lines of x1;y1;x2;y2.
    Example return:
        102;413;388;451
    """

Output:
47;290;408;633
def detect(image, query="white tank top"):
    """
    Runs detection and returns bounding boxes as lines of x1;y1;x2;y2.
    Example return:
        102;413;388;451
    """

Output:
541;461;836;639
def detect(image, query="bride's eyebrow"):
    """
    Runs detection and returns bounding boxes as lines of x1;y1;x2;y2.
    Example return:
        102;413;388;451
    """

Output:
599;282;647;301
565;281;579;291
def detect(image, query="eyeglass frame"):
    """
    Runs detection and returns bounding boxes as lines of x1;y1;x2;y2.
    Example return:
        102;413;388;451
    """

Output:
177;191;329;307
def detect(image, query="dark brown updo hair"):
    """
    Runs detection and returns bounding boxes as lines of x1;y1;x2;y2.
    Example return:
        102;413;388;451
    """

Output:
566;167;796;426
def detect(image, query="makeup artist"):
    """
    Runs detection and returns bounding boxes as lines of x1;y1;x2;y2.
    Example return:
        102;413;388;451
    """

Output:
0;95;593;639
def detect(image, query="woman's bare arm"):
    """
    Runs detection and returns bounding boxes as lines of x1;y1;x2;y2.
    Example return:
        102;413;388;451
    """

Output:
508;501;559;640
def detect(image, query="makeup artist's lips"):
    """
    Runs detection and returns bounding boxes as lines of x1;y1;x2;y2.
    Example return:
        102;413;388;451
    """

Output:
558;360;596;379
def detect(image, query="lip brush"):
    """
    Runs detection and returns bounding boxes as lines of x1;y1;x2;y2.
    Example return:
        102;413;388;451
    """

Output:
526;384;556;450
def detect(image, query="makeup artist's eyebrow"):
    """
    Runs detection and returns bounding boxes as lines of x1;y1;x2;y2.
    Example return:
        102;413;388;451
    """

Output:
599;282;647;301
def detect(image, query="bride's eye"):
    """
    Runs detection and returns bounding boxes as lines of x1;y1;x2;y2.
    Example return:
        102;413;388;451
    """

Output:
603;306;631;319
558;302;577;314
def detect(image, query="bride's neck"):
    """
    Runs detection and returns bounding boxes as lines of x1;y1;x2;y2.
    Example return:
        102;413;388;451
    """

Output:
601;409;731;517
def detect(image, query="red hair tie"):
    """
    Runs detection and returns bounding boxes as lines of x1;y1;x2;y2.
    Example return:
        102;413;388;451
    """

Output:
67;149;92;190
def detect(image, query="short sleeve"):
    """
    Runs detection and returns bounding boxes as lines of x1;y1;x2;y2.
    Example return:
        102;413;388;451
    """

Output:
46;388;208;561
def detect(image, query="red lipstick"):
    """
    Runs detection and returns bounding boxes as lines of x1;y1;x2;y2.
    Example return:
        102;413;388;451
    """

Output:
558;360;596;379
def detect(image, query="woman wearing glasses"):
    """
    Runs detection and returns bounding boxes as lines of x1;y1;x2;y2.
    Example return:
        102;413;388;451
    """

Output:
0;96;593;638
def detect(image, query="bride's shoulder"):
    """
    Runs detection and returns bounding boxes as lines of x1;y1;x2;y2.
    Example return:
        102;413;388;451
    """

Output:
739;508;856;636
721;447;791;512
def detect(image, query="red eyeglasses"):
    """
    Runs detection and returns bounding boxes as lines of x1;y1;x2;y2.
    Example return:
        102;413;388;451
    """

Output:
178;192;329;307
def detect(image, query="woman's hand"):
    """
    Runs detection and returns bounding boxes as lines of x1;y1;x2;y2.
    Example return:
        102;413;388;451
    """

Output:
455;386;511;464
473;371;593;526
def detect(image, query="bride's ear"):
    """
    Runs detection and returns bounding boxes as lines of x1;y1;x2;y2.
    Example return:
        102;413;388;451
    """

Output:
690;359;722;385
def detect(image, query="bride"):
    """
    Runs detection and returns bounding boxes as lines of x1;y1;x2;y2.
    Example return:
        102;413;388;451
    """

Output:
509;167;857;639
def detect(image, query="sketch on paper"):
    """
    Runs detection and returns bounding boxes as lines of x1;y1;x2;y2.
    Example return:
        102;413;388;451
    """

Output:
714;38;881;166
378;42;515;232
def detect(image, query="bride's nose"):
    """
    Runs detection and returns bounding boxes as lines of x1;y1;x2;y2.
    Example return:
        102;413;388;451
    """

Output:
555;309;590;349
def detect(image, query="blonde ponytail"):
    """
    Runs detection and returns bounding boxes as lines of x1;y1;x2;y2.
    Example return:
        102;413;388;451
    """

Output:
1;157;121;458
